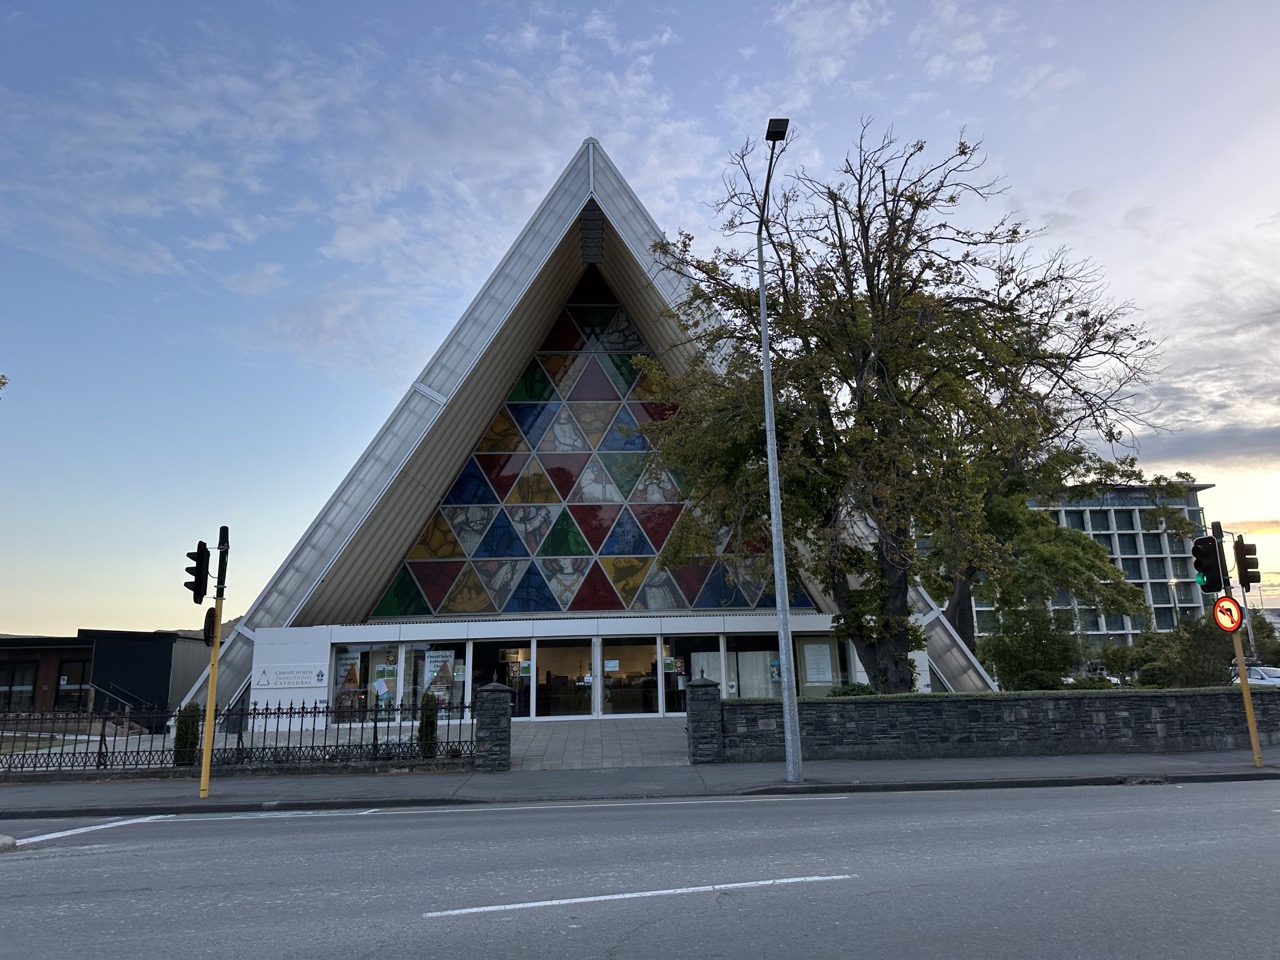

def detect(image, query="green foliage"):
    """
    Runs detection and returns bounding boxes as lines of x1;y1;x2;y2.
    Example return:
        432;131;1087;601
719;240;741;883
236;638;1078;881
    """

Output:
417;692;439;759
827;682;880;697
1132;616;1234;687
1004;669;1065;691
1072;677;1117;690
173;703;202;767
1100;643;1140;678
978;605;1082;690
645;122;1162;694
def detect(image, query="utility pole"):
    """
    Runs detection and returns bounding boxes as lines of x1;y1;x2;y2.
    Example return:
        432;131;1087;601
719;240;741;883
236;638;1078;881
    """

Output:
197;526;229;798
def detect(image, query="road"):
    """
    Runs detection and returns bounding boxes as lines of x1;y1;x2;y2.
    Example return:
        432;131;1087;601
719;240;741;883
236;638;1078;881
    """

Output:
3;782;1279;960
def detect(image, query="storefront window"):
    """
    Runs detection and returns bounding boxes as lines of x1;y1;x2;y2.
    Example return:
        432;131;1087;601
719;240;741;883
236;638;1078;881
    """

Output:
536;638;593;717
797;635;846;695
0;661;37;712
55;659;91;712
601;637;658;715
726;635;786;699
406;643;467;714
662;636;720;712
471;643;532;718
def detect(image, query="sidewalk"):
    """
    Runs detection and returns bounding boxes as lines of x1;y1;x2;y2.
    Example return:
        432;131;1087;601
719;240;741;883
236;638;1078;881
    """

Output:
3;745;1279;820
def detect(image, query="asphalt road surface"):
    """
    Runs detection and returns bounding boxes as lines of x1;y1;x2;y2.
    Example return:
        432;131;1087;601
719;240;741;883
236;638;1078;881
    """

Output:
3;782;1279;960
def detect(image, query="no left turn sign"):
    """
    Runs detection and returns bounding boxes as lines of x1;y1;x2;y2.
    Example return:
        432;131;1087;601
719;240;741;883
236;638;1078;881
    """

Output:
1213;596;1243;633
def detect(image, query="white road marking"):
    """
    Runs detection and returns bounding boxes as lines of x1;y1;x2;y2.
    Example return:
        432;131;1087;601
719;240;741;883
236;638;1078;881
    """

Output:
15;815;171;847
421;874;855;918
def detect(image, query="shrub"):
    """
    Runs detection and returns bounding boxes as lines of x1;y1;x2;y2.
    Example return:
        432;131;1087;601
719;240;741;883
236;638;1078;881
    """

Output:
418;692;439;759
1072;677;1116;690
1006;669;1065;691
828;682;880;697
173;703;202;767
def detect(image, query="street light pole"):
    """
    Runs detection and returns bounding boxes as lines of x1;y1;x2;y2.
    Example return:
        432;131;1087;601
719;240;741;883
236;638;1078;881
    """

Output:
757;117;802;783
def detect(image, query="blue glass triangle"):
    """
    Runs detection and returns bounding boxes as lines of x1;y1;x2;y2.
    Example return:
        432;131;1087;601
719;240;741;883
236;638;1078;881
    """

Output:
757;585;816;610
694;562;751;609
598;405;648;452
472;510;530;559
507;402;561;449
503;563;562;613
599;507;653;556
442;458;498;505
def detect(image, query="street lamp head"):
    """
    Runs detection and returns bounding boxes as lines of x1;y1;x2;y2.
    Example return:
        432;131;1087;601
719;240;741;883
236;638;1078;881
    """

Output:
765;118;789;142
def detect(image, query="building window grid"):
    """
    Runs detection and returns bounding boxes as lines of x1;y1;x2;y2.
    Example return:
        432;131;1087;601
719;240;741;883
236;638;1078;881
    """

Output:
974;502;1205;645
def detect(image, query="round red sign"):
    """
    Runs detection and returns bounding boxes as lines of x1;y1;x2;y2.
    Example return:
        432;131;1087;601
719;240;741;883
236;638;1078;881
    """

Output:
1213;596;1243;633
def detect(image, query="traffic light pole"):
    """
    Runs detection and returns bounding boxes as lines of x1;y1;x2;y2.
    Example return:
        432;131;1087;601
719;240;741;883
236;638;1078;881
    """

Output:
1213;522;1262;768
198;526;230;799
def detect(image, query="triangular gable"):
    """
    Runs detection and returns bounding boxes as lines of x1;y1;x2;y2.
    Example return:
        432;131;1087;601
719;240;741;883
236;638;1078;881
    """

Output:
237;140;699;632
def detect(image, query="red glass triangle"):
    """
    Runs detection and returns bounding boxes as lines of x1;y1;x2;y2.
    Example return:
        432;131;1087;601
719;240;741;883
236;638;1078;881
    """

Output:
671;560;714;605
630;503;683;550
538;453;591;499
638;401;678;423
539;310;587;352
568;504;623;552
566;356;621;402
406;560;466;611
475;453;529;501
567;561;625;611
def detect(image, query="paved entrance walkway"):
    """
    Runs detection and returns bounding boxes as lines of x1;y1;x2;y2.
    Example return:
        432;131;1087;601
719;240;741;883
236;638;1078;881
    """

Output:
510;716;688;770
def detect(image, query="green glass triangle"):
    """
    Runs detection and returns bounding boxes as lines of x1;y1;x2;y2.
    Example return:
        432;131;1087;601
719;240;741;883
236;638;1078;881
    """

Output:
598;452;646;500
372;566;431;618
536;510;592;557
507;359;559;402
600;353;642;395
569;305;618;348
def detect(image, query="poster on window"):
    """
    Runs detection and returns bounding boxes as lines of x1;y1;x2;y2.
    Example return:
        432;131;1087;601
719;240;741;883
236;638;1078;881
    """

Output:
334;652;362;709
423;651;454;704
803;643;834;684
374;662;398;704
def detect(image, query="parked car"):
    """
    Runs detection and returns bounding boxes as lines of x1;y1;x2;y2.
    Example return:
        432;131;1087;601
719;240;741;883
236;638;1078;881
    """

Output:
1231;666;1280;687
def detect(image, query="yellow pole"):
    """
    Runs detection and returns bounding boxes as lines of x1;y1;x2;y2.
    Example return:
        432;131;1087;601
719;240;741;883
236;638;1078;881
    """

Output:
198;596;224;798
1231;631;1263;767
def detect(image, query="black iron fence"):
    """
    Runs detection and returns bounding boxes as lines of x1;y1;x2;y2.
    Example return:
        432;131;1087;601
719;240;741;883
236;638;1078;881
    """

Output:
0;700;474;775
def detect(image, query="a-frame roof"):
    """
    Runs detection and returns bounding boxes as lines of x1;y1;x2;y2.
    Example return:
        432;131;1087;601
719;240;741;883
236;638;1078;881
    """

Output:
243;140;698;631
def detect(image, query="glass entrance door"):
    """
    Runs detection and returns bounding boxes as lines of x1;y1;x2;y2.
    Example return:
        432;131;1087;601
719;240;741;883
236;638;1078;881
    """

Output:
601;638;659;715
534;638;593;717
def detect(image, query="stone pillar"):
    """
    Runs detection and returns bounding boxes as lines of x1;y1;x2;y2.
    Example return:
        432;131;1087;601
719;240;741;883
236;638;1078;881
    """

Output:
473;683;512;772
685;676;724;764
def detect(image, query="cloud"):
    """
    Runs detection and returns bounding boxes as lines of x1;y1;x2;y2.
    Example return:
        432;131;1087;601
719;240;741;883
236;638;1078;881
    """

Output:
224;262;286;295
909;0;1015;85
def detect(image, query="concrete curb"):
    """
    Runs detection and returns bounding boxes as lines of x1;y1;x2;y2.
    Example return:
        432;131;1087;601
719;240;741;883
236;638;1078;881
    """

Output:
4;767;1279;820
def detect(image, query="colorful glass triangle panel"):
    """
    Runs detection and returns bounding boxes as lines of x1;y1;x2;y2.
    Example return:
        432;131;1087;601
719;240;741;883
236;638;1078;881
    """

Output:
694;562;752;609
536;406;591;453
568;305;617;349
630;567;688;611
629;464;681;503
671;559;714;606
630;503;683;551
597;453;645;500
568;402;619;448
406;560;465;610
506;457;559;504
472;510;530;559
539;453;591;499
474;559;529;610
540;353;592;396
599;407;648;453
600;352;643;396
475;453;528;502
567;504;622;553
568;561;624;611
504;563;562;613
442;458;498;505
569;456;623;503
507;359;559;402
599;507;653;556
408;511;465;560
372;566;432;618
475;408;529;453
507;402;560;448
758;586;816;610
599;310;645;353
437;564;496;614
536;510;592;557
441;505;499;555
566;356;621;402
540;557;591;608
539;310;587;352
601;556;653;607
505;504;561;554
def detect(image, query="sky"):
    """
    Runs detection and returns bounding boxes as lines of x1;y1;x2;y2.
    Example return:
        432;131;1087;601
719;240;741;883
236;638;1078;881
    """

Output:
3;0;1280;637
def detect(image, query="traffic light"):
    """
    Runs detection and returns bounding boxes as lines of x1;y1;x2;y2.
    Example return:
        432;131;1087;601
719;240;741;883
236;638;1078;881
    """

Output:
1235;537;1261;593
1192;535;1223;594
185;540;210;604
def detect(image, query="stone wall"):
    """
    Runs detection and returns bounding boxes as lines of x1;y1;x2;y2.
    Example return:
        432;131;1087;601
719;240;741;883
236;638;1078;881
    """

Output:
686;681;1280;763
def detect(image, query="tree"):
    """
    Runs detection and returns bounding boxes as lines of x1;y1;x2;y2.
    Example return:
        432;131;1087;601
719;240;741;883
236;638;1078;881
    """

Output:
645;122;1161;692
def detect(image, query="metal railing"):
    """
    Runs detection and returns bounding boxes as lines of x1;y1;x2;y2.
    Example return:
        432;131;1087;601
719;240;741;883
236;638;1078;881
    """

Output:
0;700;474;775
